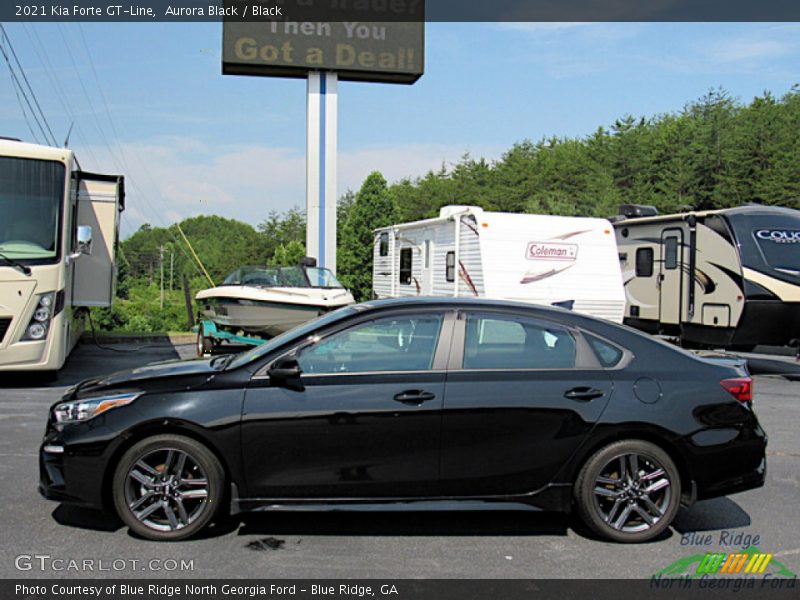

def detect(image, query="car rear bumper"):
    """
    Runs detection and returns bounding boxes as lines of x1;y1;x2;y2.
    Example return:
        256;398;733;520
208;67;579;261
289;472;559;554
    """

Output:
691;421;767;501
697;456;766;500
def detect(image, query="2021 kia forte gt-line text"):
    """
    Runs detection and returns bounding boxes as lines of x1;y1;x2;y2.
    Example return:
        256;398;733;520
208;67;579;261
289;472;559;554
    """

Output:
39;298;767;542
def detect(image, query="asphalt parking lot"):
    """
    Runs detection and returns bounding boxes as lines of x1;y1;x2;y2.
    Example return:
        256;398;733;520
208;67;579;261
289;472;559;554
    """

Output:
0;340;798;579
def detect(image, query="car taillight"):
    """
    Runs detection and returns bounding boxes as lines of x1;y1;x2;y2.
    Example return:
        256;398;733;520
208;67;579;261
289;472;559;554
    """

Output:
720;377;753;403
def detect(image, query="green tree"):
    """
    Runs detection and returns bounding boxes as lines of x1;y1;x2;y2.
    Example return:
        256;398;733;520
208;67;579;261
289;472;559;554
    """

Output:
270;239;306;266
338;172;397;301
258;207;306;260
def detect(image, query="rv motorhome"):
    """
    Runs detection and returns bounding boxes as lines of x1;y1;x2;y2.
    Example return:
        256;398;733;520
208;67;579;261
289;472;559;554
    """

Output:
373;205;626;323
0;138;124;372
614;204;800;349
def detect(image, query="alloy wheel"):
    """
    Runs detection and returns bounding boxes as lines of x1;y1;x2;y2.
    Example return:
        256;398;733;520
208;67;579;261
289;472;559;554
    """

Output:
592;452;672;533
124;448;209;532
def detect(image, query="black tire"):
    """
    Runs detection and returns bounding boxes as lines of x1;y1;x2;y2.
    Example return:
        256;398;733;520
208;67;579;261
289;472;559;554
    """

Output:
112;434;225;541
574;440;681;543
197;323;214;357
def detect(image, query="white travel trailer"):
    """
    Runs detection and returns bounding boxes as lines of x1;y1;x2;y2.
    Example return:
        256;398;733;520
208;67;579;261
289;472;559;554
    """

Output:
0;138;124;372
373;206;626;323
614;204;800;349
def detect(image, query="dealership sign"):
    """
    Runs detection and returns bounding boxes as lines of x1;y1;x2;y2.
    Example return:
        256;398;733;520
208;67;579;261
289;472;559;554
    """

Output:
222;2;425;273
222;20;424;84
526;242;578;261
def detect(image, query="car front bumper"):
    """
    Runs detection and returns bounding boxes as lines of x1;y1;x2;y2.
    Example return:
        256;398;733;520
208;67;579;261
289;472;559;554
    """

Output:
39;425;119;511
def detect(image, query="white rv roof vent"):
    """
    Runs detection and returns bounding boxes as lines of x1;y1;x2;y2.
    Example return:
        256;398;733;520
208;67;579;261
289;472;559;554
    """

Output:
439;205;482;219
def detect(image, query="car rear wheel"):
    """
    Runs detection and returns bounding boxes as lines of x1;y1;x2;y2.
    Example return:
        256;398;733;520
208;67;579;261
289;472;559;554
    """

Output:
112;434;224;541
574;440;681;543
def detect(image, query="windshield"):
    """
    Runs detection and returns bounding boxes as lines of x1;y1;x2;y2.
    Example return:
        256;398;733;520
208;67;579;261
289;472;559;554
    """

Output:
227;305;357;370
727;212;800;274
304;267;344;288
222;265;345;289
752;228;800;269
0;156;65;261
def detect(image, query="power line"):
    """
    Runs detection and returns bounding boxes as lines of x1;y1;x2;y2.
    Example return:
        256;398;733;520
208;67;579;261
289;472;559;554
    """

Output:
2;46;39;142
56;24;125;169
66;24;211;283
0;29;48;144
22;22;100;163
0;23;57;146
76;24;124;147
13;23;209;284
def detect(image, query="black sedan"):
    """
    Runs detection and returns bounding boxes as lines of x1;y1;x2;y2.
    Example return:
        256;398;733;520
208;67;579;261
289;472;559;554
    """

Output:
40;298;766;542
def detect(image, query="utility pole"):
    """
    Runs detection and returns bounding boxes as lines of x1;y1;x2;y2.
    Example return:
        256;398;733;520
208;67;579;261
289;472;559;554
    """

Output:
159;244;165;310
169;251;174;291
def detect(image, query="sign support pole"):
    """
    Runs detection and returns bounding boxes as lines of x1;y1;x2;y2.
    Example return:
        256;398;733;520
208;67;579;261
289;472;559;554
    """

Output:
306;71;338;273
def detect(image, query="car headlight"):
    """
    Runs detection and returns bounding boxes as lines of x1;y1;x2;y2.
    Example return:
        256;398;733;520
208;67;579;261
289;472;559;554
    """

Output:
53;392;142;424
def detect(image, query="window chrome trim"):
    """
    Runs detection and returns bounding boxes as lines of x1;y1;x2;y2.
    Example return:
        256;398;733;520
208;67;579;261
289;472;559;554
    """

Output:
251;369;449;381
253;309;455;379
449;309;604;372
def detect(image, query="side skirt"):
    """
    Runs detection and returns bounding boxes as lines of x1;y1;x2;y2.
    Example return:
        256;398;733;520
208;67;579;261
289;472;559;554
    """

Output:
234;484;573;514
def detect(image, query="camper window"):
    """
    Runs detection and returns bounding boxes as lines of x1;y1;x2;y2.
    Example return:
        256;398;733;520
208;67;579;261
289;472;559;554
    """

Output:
664;237;679;270
399;248;413;285
379;232;389;257
445;251;455;282
636;248;654;277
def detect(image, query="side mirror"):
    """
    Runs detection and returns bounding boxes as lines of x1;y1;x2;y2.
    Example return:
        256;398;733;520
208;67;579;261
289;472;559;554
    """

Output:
76;225;93;256
268;356;303;388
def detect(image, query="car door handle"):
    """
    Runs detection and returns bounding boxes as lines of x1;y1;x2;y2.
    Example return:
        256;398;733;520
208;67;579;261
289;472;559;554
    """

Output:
393;390;436;405
564;387;605;401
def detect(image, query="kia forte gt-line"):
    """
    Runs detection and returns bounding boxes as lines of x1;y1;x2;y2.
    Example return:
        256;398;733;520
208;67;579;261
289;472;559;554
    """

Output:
39;298;767;542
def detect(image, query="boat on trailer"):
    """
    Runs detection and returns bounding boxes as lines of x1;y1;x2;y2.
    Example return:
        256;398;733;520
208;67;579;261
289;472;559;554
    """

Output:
195;259;354;354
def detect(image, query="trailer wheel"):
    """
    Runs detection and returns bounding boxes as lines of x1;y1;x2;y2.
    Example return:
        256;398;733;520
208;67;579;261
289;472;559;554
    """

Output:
197;323;214;357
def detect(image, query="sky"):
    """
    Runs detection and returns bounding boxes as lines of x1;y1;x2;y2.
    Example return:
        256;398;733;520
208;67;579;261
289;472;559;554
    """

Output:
1;22;799;237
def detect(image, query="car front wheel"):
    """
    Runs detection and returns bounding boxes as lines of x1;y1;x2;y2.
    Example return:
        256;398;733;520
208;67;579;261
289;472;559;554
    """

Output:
112;434;225;541
574;440;681;543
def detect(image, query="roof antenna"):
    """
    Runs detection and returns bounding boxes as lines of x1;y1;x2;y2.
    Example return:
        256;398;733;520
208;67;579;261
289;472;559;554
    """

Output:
63;122;74;148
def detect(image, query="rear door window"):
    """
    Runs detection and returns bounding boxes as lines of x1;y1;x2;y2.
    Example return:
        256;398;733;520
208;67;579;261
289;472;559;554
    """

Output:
463;314;577;370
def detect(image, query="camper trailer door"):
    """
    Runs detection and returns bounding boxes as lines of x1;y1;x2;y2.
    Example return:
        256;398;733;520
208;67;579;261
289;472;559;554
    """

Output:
659;229;683;325
420;236;434;295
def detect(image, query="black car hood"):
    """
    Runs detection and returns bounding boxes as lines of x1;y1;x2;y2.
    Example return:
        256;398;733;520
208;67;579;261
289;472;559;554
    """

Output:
75;357;219;395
